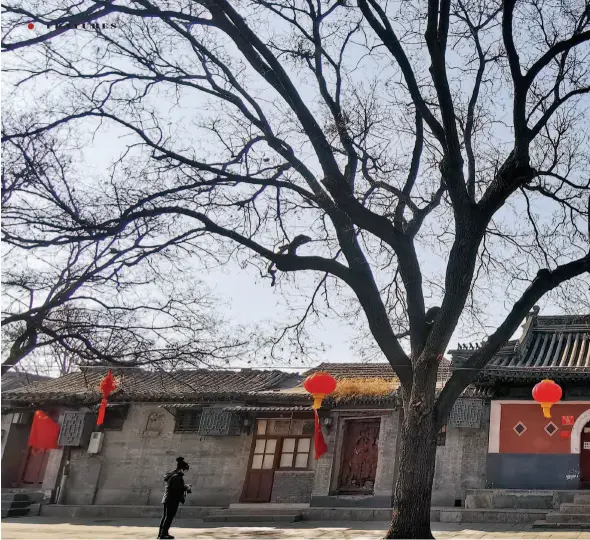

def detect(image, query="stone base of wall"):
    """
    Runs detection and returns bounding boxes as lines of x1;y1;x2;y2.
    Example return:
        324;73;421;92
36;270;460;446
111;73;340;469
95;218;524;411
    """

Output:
310;494;392;508
486;454;580;489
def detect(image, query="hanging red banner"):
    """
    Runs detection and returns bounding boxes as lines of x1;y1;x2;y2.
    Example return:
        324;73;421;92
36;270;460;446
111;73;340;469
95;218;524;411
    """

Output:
313;410;328;459
28;410;60;450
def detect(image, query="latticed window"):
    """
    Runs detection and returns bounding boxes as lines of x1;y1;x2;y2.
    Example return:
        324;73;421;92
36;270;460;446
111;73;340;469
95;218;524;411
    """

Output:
448;398;483;428
174;409;202;432
198;409;242;435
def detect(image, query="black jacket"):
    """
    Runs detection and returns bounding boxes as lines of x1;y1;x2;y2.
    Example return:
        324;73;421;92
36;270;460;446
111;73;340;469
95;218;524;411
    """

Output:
162;470;186;504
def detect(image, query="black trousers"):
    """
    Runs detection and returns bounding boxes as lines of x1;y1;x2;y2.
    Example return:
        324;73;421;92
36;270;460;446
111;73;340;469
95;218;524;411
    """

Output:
159;500;180;537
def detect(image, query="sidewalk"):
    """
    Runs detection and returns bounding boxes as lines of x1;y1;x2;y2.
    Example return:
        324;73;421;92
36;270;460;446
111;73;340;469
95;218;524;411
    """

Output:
2;517;590;540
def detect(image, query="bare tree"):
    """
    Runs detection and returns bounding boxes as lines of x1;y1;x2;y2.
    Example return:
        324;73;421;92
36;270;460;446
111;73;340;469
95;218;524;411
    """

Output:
1;0;589;536
2;125;251;375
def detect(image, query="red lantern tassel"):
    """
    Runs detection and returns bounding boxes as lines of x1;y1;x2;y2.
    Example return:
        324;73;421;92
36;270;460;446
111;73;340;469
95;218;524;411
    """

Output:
97;398;108;425
313;410;327;459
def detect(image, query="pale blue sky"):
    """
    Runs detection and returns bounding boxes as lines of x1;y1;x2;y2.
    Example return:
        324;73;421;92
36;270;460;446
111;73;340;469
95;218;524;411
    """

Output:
3;4;588;371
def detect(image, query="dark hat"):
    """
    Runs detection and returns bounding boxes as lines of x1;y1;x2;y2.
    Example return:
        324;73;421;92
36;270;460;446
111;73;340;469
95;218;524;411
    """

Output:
176;456;189;470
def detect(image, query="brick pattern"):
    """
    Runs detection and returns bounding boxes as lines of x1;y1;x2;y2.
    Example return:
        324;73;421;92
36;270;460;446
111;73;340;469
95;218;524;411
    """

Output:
270;471;314;502
432;404;490;506
63;404;253;506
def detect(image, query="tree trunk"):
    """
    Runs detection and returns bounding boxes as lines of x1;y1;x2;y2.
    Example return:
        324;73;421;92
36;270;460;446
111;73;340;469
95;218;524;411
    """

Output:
386;366;439;539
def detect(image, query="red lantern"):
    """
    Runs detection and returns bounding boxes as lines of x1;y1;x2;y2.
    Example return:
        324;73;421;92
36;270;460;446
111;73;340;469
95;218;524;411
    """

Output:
97;370;117;425
303;372;337;409
303;372;337;460
532;379;562;418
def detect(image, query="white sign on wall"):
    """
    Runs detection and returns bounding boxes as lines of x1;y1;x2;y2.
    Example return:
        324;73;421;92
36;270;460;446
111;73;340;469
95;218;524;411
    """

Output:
584;441;590;450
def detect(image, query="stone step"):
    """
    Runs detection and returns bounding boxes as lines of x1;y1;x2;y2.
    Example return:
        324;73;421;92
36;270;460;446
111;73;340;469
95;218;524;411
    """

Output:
560;503;590;514
1;500;30;510
1;493;31;519
1;507;29;519
534;520;590;530
304;507;442;522
210;508;303;516
546;512;590;524
1;494;29;503
439;508;548;524
574;494;590;505
203;513;302;523
40;505;219;519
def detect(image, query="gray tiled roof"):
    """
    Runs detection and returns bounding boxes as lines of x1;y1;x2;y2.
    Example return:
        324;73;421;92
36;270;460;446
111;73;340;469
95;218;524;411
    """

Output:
305;358;452;382
1;372;52;392
450;314;590;379
1;368;302;405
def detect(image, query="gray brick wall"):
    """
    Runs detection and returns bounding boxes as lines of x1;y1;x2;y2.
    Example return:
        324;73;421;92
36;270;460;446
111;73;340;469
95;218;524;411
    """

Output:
432;403;490;506
60;402;490;508
63;404;252;506
271;471;314;503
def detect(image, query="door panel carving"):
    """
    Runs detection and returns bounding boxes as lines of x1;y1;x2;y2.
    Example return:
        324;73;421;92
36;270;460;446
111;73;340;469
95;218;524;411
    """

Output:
338;418;380;492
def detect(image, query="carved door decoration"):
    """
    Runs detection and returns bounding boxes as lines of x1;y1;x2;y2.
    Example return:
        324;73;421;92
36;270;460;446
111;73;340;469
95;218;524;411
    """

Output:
338;418;380;493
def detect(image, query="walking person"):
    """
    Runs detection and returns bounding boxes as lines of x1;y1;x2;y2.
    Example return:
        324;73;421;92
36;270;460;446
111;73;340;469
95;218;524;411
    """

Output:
158;457;191;539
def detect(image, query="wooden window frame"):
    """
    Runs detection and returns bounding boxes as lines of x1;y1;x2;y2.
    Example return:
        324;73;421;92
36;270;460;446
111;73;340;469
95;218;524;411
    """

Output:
277;435;312;471
252;419;313;471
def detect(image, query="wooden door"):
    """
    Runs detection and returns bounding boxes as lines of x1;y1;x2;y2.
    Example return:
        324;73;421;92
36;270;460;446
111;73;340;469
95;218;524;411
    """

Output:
581;424;590;488
338;418;380;493
242;437;279;502
18;409;58;486
19;448;50;485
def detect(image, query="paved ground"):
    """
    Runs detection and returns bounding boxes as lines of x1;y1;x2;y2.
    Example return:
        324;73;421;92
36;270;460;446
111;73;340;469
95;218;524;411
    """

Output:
2;518;590;540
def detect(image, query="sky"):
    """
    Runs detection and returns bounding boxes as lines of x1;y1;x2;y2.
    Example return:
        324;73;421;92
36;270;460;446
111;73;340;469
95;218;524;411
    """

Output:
2;2;589;373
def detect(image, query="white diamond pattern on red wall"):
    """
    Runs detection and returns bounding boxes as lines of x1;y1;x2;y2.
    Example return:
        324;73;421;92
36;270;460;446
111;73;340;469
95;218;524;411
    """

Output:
513;421;527;436
544;421;558;436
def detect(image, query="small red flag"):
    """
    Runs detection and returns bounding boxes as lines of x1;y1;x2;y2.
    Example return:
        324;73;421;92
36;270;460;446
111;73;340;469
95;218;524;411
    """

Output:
97;370;117;425
313;410;328;459
28;410;60;450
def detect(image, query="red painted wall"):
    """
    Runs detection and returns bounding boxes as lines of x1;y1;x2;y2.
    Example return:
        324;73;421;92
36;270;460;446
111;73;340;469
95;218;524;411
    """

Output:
500;403;589;454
